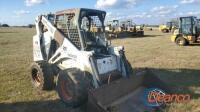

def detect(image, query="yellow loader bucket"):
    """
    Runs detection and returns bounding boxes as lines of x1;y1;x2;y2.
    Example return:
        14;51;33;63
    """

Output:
86;69;170;112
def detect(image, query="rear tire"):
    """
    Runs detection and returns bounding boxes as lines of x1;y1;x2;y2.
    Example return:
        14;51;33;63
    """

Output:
30;62;55;90
175;36;187;46
56;69;89;108
162;29;169;33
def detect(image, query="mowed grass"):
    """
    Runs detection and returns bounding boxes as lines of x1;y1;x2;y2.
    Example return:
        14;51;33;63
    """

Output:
112;31;200;112
0;28;67;112
0;27;200;112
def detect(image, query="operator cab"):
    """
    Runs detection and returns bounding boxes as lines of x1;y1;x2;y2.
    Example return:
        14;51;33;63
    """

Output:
166;22;173;31
79;9;108;53
179;16;199;36
55;8;108;54
113;20;120;27
46;13;55;24
166;21;178;31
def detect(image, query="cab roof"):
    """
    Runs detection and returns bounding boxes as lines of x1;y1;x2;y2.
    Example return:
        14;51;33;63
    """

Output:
55;8;106;16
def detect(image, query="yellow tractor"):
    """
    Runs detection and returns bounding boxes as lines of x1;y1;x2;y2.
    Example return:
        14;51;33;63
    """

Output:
159;22;177;33
171;16;200;46
105;19;144;38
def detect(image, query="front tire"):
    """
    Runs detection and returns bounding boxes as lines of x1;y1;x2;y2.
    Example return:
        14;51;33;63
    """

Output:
56;69;89;108
30;62;55;90
175;36;187;46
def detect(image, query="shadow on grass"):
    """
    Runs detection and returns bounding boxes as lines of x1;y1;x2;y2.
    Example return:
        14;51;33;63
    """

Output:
108;34;163;40
142;35;163;38
0;99;86;112
0;31;19;34
0;68;199;112
188;43;200;46
136;68;200;99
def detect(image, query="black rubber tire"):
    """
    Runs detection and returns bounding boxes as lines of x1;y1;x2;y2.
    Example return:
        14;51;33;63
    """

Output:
162;29;169;33
175;36;187;46
30;62;55;90
56;69;89;108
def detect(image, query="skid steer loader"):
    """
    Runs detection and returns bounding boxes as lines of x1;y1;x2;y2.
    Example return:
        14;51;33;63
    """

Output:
31;8;168;112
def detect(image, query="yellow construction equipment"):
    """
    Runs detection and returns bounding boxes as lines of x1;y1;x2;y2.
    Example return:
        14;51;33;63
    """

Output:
171;16;200;46
105;19;144;38
159;21;177;33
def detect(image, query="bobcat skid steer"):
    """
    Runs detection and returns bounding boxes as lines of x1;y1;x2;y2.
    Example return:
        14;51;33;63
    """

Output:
31;8;168;112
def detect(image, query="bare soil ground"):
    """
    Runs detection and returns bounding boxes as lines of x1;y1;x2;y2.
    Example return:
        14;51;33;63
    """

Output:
0;28;200;112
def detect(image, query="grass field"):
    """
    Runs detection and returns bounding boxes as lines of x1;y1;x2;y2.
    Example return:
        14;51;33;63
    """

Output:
0;27;200;112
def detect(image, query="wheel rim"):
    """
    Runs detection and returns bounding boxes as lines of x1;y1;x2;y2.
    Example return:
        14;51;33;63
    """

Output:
32;68;41;86
60;78;73;101
177;39;184;45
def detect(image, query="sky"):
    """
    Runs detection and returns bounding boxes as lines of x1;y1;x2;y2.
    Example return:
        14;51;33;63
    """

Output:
0;0;200;26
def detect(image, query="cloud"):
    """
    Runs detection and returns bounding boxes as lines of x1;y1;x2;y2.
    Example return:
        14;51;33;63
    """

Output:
96;0;117;9
25;0;45;6
128;12;151;19
151;5;178;15
173;9;200;16
186;10;200;16
13;10;30;17
180;0;200;4
105;12;125;20
104;4;180;24
95;0;139;9
105;11;154;22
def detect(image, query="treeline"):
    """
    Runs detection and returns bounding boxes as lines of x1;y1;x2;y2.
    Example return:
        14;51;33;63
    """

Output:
0;23;9;27
0;23;35;28
13;24;35;28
